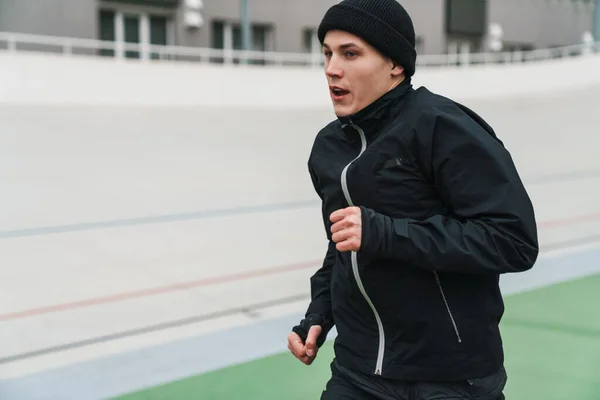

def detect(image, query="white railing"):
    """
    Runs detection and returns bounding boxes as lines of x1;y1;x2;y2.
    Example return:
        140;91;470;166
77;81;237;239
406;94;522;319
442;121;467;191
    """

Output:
1;31;599;68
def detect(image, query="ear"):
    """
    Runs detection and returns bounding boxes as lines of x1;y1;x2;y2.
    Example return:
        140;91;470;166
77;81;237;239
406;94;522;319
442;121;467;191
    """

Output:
391;62;404;77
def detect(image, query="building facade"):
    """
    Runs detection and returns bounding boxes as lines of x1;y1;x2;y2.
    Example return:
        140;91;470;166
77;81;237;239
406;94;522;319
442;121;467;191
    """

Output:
0;0;595;59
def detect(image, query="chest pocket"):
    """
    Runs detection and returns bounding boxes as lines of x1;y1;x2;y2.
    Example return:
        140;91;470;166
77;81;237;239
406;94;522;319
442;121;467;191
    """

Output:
373;153;443;219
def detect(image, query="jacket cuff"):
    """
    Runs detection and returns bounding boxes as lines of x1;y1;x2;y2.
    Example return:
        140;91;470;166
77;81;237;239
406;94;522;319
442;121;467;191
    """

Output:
291;313;332;347
359;206;390;256
359;206;412;263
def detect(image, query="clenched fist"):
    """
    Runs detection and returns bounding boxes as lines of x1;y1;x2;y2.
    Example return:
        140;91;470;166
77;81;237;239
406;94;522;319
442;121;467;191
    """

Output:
330;206;362;252
288;325;322;365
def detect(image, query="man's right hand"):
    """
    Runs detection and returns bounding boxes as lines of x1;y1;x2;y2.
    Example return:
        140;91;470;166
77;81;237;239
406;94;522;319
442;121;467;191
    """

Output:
287;325;322;365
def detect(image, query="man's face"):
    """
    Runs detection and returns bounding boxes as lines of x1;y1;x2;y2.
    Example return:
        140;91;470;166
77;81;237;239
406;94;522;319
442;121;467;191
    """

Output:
322;30;403;117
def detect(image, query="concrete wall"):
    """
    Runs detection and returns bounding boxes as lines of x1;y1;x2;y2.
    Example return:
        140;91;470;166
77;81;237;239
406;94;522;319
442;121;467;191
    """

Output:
489;0;594;50
398;0;446;55
1;51;600;108
174;0;595;54
0;0;97;39
186;0;338;51
0;0;594;55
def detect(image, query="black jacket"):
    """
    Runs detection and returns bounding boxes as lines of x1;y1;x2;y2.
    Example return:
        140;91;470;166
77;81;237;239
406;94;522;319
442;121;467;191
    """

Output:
292;80;539;382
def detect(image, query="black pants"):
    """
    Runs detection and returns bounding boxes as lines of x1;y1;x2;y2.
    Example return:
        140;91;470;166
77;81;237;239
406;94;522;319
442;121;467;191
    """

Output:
321;359;506;400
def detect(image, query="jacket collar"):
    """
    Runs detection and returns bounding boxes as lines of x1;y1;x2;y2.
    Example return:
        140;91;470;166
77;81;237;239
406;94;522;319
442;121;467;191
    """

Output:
337;78;413;137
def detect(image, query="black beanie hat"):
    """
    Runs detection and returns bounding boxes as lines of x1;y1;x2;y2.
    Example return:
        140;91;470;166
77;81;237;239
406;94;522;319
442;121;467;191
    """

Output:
317;0;417;77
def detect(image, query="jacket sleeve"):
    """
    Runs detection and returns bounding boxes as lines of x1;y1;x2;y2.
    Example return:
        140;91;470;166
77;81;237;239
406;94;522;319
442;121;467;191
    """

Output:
359;110;539;275
292;161;335;347
293;241;336;346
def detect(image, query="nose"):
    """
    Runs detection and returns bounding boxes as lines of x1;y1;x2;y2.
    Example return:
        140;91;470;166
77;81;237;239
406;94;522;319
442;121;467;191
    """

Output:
325;56;343;79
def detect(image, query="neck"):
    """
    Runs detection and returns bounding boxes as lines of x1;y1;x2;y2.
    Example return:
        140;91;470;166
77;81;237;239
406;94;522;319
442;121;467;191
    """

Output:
388;76;405;92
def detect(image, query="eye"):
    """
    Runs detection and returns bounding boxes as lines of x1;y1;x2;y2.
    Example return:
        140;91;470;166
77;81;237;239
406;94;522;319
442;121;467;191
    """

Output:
345;51;357;58
323;50;332;58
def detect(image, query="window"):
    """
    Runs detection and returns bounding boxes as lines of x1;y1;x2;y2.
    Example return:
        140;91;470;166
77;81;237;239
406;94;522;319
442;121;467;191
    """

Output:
302;28;317;53
211;21;226;49
415;36;425;55
99;10;116;57
445;0;487;37
98;8;172;60
123;14;141;59
211;20;273;64
302;28;323;66
232;24;270;53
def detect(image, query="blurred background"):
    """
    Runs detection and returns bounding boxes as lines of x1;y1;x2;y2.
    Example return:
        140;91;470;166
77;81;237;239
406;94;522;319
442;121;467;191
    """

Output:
1;0;599;399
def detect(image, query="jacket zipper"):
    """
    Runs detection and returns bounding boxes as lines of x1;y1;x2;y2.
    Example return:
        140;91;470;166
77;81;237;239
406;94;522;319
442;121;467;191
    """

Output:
433;272;462;343
340;120;386;376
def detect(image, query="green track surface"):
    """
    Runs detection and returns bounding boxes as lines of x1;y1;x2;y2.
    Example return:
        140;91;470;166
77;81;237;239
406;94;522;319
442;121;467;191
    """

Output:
115;274;600;400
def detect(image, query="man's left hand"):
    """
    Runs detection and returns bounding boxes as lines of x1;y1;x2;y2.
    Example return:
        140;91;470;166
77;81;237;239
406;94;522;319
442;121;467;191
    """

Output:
330;207;362;252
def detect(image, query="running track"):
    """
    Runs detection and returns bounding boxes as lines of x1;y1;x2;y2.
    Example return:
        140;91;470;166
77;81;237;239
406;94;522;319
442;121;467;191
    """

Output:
1;208;599;324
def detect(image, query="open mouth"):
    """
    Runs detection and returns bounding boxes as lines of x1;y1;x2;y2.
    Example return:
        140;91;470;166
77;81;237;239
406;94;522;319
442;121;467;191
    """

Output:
330;86;350;98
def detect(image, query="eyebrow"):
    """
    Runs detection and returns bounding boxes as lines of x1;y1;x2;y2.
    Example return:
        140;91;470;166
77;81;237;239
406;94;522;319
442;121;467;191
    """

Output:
322;42;361;50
